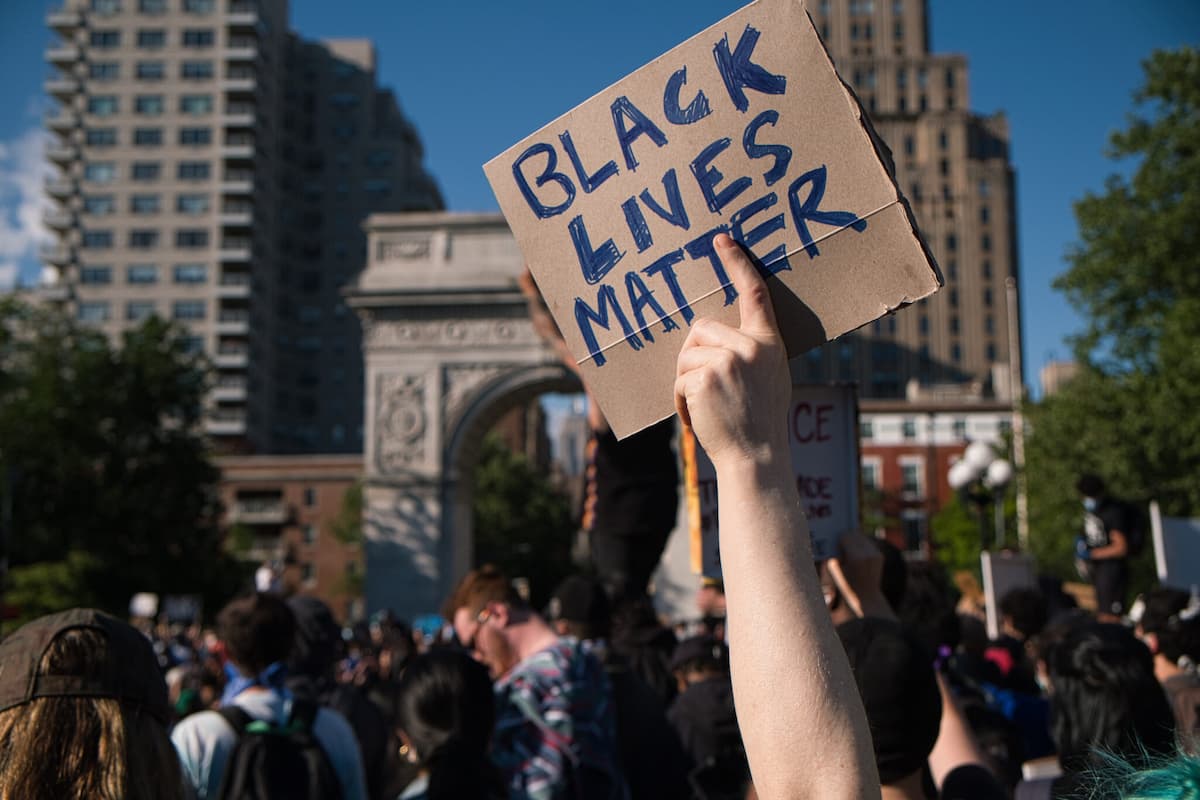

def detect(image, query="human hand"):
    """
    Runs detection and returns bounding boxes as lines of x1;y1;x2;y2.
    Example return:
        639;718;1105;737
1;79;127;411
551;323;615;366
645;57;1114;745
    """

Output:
673;234;790;471
826;530;895;620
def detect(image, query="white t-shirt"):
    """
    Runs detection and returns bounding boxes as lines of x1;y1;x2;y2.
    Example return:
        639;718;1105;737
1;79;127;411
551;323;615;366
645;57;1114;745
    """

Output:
171;688;367;800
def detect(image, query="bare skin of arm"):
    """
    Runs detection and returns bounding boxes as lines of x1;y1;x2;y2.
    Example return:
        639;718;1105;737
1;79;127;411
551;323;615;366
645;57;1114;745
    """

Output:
674;234;879;800
1090;529;1128;560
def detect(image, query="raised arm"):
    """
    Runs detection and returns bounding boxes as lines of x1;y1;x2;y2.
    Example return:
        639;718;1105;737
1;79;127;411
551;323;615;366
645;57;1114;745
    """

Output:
674;234;879;800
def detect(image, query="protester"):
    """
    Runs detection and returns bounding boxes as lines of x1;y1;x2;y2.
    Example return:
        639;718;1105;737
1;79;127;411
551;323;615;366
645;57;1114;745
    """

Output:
1131;588;1200;753
394;648;506;800
1075;474;1134;618
171;592;368;799
448;565;627;799
0;608;186;800
667;635;749;800
672;233;877;798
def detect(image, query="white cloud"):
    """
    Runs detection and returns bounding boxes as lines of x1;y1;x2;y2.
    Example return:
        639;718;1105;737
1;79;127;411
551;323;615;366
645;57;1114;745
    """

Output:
0;263;17;291
0;127;54;288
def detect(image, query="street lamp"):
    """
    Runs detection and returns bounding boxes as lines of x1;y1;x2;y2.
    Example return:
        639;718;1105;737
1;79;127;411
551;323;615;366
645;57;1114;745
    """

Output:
947;442;1013;551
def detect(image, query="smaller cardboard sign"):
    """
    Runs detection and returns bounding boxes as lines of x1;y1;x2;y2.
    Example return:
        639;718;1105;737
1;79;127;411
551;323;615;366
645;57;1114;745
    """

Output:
1151;501;1200;590
684;383;860;575
485;0;940;439
981;551;1036;640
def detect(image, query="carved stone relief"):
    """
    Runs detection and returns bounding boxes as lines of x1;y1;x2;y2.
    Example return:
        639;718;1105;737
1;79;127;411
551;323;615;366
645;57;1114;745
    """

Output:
375;373;428;473
363;318;539;350
443;364;512;429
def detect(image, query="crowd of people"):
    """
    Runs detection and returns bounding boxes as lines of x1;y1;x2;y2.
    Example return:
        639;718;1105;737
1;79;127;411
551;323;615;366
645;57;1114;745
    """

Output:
0;235;1198;799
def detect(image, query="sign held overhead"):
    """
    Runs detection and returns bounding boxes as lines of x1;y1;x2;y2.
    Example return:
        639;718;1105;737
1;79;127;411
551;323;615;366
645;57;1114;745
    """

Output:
485;0;941;439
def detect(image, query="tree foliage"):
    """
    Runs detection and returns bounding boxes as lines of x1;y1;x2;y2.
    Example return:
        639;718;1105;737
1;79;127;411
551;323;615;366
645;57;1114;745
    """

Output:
1026;48;1200;581
471;433;574;608
0;299;245;619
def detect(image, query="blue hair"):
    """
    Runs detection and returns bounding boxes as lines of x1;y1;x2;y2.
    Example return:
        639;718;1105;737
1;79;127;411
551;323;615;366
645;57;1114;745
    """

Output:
1085;750;1200;799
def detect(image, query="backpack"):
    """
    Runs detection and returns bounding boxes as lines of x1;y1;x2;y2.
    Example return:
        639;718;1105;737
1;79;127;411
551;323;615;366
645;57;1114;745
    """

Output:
216;698;344;800
1122;501;1148;557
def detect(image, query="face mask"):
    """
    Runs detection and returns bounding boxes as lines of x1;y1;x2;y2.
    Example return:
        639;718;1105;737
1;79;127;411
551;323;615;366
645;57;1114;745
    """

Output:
1083;497;1098;512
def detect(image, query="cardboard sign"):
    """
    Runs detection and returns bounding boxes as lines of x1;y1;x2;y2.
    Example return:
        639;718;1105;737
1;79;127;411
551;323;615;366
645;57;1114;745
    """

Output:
1151;501;1200;590
981;551;1036;640
683;383;860;574
485;0;940;439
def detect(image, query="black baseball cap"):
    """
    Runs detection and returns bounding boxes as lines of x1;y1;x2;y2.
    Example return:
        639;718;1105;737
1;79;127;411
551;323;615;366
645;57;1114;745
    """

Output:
0;608;169;724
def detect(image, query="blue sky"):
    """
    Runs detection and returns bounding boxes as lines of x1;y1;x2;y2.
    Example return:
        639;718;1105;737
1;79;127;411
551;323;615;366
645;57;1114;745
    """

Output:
2;0;1197;395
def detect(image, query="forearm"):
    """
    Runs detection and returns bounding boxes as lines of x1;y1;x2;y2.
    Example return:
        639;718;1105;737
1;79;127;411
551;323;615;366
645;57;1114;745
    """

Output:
717;455;880;800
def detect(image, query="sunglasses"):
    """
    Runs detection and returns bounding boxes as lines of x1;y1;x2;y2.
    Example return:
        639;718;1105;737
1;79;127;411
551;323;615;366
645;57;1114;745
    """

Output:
460;607;492;651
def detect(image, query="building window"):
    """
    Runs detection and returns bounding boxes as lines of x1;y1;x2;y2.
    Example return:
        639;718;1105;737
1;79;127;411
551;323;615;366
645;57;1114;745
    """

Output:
82;230;113;249
945;233;957;252
901;511;926;552
138;0;166;12
180;335;204;354
80;266;112;284
179;127;212;146
87;96;119;116
136;29;166;49
918;315;929;335
946;260;957;280
303;488;316;507
134;95;164;115
182;29;215;47
949;316;960;335
982;260;993;280
303;525;318;545
89;62;120;80
179;94;213;114
180;61;214;80
902;419;917;439
89;30;121;48
952;418;968;438
900;461;923;496
177;162;210;180
951;343;962;363
136;61;165;80
948;288;959;308
129;194;160;214
176;194;209;214
984;315;995;335
127;264;158;284
183;0;215;12
129;230;158;249
133;127;163;146
986;342;997;361
981;233;992;252
176;230;209;248
77;302;110;322
90;0;121;14
172;300;206;320
301;563;316;585
979;178;991;197
980;206;990;224
83;195;115;215
861;461;879;492
85;128;118;147
126;301;156;322
131;161;161;181
173;263;207;284
860;420;874;439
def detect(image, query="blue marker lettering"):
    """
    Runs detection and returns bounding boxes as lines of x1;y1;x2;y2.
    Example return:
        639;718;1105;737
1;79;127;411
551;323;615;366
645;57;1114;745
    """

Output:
742;110;792;186
731;192;789;274
559;130;618;194
713;25;787;113
663;66;712;125
575;285;642;368
621;198;653;253
512;142;575;219
639;168;691;232
568;215;625;285
642;248;694;325
787;165;868;258
626;271;680;343
691;137;752;214
611;96;669;172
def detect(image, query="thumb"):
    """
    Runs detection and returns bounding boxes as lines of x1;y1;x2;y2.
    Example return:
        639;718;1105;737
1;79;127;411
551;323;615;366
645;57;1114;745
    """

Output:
714;233;778;339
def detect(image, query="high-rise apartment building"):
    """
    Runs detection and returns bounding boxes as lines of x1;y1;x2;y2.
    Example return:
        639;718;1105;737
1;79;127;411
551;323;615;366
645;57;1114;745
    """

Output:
805;0;1019;399
42;0;442;453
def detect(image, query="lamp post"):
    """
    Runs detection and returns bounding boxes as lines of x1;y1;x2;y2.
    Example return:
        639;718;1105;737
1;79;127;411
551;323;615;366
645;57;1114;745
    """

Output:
947;441;1013;551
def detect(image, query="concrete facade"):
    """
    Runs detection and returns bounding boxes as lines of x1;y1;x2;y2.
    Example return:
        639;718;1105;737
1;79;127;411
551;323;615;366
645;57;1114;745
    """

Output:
41;0;442;454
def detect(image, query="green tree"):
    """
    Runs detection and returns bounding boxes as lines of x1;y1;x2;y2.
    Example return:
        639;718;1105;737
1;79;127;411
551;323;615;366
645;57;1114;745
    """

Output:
471;433;574;608
1025;48;1200;581
0;299;245;618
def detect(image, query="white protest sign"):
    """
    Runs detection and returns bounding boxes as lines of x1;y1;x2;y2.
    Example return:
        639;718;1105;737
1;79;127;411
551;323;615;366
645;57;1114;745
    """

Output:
1151;501;1200;590
485;0;940;439
684;383;860;575
981;551;1036;640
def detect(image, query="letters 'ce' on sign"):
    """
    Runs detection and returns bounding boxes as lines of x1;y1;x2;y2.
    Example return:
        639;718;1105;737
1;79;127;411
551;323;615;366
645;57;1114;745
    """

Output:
485;0;941;439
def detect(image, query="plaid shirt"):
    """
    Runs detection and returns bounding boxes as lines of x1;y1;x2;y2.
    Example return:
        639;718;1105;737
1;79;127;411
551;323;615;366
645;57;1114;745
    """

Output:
493;638;628;800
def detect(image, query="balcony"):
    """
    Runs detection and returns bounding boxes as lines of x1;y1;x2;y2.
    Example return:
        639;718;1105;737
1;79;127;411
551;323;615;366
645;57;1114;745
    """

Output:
217;272;252;298
46;44;82;64
219;237;252;262
219;204;253;226
40;243;72;265
205;410;248;436
221;134;255;159
45;177;75;198
226;38;258;61
217;309;250;333
47;9;83;31
45;141;76;163
224;103;256;127
45;108;78;131
44;76;79;100
43;208;75;230
220;169;254;195
215;351;249;369
213;375;248;401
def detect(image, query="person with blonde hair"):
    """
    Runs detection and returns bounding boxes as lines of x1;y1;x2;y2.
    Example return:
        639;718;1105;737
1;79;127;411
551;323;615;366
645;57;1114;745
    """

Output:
0;607;186;800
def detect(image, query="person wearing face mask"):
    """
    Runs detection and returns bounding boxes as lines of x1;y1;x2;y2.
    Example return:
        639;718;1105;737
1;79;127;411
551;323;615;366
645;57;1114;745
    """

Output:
1074;474;1132;620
